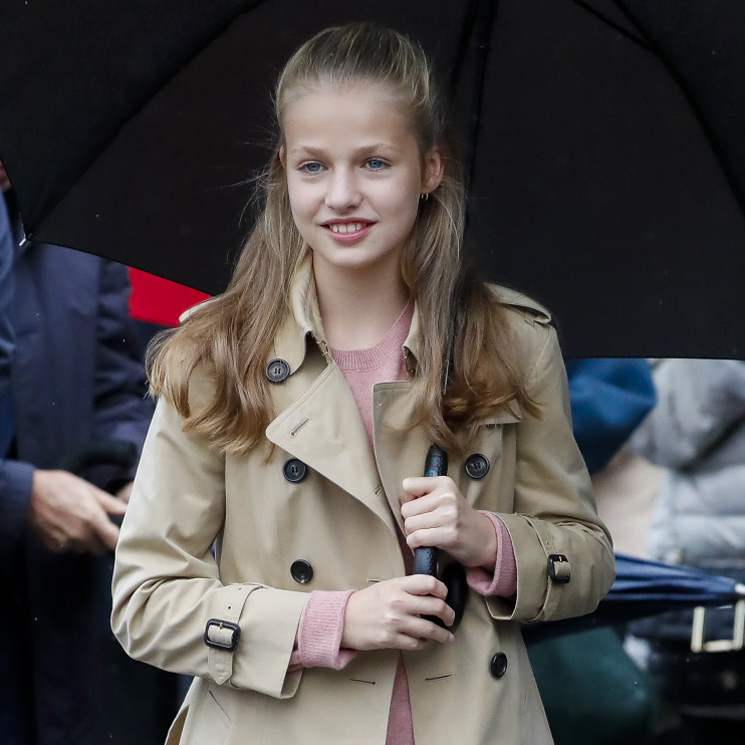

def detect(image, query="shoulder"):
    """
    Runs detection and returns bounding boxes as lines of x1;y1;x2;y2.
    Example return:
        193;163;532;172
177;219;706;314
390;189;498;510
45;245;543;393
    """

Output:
486;284;556;373
185;359;218;410
487;284;552;325
152;326;217;418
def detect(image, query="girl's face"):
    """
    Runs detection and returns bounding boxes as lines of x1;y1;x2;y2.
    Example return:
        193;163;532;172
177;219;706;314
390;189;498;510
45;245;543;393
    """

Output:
280;81;443;279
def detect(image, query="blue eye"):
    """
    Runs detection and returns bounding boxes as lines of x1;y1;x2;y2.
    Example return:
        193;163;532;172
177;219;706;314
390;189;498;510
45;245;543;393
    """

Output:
366;158;386;170
301;162;323;174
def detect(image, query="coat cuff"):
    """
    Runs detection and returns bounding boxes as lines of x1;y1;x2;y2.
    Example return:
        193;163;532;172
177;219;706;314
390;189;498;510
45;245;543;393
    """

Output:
0;459;34;548
466;512;517;598
292;590;357;670
228;585;309;698
483;512;549;621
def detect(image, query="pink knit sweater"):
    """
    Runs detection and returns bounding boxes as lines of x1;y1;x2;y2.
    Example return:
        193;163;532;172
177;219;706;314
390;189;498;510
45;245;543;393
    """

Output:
290;300;518;744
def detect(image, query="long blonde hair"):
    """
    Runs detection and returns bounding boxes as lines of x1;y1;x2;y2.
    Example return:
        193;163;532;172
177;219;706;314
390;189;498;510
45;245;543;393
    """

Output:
149;22;536;456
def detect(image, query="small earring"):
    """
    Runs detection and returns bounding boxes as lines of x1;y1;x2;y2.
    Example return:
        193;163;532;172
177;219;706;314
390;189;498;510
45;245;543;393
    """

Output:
420;192;429;202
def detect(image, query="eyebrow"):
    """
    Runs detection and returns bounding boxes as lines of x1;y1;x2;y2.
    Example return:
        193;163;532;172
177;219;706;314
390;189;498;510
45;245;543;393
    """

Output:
289;143;398;157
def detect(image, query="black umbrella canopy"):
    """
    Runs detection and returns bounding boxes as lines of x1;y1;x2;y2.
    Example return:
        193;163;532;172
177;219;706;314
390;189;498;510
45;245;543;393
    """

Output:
467;0;745;358
1;0;744;357
0;0;467;295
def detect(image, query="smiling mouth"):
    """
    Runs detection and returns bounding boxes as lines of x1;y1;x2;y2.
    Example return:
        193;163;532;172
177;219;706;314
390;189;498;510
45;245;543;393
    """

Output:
326;222;369;234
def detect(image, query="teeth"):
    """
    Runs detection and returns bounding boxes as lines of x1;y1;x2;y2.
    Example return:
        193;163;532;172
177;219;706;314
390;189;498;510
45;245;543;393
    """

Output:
329;222;364;234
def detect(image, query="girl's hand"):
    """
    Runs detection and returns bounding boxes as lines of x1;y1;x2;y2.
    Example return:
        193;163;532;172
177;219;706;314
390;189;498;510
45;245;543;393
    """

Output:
341;575;455;651
400;476;497;568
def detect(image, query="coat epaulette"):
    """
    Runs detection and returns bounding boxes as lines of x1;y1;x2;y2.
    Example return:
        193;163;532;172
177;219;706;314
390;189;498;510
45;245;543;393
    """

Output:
491;285;552;325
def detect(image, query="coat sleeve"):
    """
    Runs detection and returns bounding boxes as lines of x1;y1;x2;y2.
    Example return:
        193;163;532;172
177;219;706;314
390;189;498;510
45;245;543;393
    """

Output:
485;323;616;623
90;260;154;483
0;199;31;550
111;395;308;699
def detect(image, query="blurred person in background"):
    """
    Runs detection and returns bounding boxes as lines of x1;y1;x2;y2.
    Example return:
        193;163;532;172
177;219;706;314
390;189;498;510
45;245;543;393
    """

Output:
0;160;172;745
529;358;658;745
631;358;745;745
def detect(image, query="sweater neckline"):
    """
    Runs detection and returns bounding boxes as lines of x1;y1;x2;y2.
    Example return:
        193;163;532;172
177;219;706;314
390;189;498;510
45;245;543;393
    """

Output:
330;298;414;373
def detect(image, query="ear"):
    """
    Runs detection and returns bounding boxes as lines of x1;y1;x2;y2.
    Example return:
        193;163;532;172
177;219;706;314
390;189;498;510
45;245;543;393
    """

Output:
422;145;444;194
278;146;287;168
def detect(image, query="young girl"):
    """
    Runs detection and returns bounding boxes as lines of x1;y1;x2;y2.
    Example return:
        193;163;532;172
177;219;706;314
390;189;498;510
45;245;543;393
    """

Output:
111;23;615;745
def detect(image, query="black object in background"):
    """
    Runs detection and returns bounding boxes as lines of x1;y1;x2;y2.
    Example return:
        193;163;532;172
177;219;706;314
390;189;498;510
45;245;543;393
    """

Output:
1;0;745;357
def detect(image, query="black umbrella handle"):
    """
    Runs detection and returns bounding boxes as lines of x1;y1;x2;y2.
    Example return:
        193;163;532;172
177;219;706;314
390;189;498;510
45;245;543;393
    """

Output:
413;445;448;576
413;445;468;631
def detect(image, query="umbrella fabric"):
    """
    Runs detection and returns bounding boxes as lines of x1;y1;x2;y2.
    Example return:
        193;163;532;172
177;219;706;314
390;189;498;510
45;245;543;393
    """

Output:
127;269;210;326
604;553;744;615
523;553;745;642
467;0;745;358
1;0;745;357
0;0;467;301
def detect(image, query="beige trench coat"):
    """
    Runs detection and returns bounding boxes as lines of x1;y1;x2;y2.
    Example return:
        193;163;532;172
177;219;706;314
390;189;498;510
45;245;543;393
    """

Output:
111;257;615;745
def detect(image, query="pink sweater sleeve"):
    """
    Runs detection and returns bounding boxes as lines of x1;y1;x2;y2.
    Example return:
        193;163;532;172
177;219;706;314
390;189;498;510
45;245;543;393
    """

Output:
465;512;518;597
289;590;357;669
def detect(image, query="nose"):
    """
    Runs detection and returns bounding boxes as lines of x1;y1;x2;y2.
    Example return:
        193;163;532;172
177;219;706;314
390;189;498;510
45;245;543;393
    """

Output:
325;167;361;212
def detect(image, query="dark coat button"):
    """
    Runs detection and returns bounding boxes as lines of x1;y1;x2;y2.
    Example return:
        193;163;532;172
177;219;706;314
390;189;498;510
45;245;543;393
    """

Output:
465;453;490;480
283;458;307;483
290;559;314;584
490;652;508;679
265;358;290;383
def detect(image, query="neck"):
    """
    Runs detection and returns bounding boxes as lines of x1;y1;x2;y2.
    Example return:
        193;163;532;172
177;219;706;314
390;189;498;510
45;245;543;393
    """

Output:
313;258;410;351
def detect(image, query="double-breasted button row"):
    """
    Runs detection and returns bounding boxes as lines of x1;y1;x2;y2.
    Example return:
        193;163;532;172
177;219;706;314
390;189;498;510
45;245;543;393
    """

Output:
283;458;311;584
465;453;490;480
490;652;508;679
290;559;314;584
265;358;290;383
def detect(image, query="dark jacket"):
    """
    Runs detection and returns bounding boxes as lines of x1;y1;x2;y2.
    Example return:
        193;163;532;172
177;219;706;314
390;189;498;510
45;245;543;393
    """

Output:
0;193;154;745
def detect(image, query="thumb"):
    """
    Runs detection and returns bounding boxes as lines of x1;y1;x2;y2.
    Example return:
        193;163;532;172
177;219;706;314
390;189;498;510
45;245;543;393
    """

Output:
401;476;432;501
89;507;120;551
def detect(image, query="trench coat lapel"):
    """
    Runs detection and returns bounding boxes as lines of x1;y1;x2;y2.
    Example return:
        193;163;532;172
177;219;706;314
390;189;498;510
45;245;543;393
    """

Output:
266;363;397;536
265;255;398;535
266;253;395;532
372;380;430;535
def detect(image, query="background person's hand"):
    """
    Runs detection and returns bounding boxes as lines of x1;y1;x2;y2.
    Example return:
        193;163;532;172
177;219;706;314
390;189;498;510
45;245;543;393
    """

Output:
341;574;455;651
28;469;127;554
400;476;497;568
115;481;134;504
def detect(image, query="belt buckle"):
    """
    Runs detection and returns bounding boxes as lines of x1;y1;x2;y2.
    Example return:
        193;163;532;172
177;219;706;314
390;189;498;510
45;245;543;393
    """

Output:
690;599;745;653
204;618;241;651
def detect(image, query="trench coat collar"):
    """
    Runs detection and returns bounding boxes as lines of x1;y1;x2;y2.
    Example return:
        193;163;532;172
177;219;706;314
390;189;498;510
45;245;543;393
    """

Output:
272;251;424;377
272;251;328;375
401;301;421;377
266;252;402;538
270;257;531;430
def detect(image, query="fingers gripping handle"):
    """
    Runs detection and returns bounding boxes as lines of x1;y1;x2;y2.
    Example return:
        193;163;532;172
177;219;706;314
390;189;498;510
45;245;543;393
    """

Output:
413;445;448;576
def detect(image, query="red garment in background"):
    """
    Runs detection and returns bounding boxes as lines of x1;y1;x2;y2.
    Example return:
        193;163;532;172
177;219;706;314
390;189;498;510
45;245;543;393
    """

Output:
127;268;211;326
